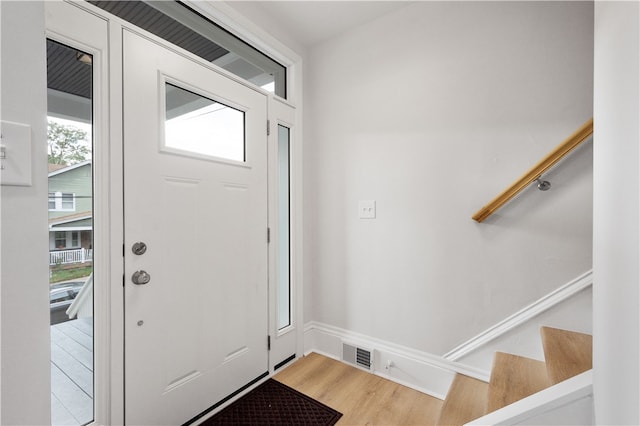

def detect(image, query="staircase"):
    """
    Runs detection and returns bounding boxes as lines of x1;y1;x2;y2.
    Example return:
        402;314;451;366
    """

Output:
436;326;592;425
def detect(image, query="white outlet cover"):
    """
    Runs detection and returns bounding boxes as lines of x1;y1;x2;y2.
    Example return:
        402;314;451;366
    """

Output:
359;200;376;219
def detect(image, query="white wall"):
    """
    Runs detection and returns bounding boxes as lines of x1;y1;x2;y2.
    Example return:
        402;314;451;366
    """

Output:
304;2;594;356
593;1;640;424
0;1;50;424
221;1;306;59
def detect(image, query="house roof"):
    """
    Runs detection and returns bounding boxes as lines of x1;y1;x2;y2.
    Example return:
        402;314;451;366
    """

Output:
48;160;91;178
48;163;68;173
49;211;92;227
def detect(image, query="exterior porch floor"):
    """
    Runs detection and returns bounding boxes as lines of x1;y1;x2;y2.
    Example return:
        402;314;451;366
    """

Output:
51;318;93;426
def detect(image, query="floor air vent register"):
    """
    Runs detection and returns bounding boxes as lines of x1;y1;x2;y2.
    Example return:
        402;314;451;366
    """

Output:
342;342;373;371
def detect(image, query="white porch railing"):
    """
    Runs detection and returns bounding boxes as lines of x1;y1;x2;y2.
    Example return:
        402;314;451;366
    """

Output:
50;248;93;265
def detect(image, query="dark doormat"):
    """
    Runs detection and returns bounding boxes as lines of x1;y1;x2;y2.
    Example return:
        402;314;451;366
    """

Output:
200;379;342;425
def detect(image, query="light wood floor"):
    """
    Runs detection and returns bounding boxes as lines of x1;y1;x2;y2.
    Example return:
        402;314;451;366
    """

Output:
274;352;443;425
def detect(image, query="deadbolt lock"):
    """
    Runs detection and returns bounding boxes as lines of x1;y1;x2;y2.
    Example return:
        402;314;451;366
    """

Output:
132;241;147;255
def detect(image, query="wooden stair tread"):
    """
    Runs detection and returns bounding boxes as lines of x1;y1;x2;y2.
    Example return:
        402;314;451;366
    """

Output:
487;352;551;412
540;326;592;384
437;374;488;426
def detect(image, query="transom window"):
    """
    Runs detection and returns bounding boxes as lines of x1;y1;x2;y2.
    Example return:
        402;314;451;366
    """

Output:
87;0;287;98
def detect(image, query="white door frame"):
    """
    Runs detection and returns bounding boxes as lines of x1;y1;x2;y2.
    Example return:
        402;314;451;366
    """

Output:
45;1;113;424
47;1;304;423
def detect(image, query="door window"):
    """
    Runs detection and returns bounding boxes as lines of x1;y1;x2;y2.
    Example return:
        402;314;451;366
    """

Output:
164;82;245;162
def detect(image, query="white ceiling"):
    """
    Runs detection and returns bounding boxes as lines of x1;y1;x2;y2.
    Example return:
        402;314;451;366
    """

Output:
231;1;410;48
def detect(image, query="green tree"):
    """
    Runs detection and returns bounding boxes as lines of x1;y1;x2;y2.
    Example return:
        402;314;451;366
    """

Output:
48;120;90;165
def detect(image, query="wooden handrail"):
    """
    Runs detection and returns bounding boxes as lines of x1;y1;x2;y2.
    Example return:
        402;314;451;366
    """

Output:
472;118;594;223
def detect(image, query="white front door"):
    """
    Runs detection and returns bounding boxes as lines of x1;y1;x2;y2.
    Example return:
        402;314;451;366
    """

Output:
123;30;269;425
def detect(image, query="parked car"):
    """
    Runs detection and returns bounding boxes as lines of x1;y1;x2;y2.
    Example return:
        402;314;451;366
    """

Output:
50;281;84;325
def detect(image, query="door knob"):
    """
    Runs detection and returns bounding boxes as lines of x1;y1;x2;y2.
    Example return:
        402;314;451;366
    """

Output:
132;270;151;285
132;241;147;255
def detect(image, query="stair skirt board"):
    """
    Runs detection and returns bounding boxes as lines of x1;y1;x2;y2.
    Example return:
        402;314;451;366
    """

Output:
443;270;592;362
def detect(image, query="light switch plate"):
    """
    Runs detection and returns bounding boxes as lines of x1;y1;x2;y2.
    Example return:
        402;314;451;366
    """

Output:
1;121;32;186
359;200;376;219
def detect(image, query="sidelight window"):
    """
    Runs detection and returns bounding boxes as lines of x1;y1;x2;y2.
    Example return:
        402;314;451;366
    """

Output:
47;38;94;426
277;124;291;330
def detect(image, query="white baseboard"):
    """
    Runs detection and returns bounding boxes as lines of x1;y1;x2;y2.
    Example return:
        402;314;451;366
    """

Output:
443;270;593;361
304;321;490;400
303;270;593;402
303;322;594;424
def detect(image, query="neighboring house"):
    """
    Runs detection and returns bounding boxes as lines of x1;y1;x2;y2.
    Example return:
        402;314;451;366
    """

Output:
48;160;92;265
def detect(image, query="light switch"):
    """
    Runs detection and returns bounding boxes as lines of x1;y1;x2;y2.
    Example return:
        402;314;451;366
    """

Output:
1;121;32;186
359;200;376;219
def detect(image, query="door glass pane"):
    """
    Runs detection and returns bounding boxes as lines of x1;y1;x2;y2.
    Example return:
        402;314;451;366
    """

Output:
47;39;94;426
277;125;291;330
165;82;245;162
